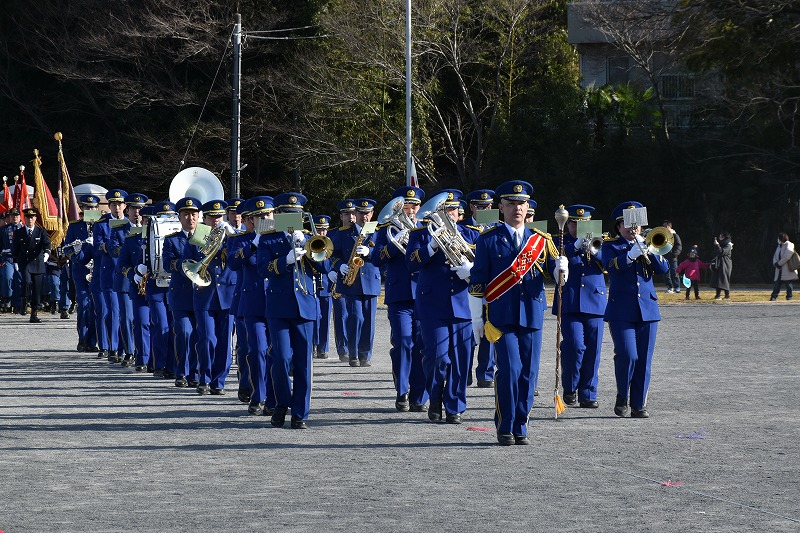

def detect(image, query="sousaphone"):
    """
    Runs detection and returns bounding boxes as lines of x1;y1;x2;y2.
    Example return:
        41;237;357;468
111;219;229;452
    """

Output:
169;167;225;205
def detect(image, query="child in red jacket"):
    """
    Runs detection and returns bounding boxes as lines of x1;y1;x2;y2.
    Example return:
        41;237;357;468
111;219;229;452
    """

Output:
677;246;709;299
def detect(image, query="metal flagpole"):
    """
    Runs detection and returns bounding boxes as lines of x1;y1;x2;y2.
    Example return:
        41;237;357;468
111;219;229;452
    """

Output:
405;0;412;186
231;13;242;198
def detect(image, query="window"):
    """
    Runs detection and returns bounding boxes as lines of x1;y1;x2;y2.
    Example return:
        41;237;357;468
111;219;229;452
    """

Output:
660;74;694;99
607;57;630;85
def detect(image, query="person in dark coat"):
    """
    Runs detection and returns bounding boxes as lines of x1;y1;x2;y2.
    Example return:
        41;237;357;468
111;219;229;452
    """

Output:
12;208;52;322
710;231;733;300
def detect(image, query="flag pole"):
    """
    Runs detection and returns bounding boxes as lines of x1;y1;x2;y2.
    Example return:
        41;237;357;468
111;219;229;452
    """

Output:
405;0;412;186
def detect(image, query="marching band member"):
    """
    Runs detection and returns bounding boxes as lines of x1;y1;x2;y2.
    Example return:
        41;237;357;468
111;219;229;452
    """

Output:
1;208;23;314
372;186;429;412
461;189;497;388
119;204;152;371
601;201;668;419
228;196;275;415
161;197;200;383
326;200;355;362
181;200;237;395
140;201;178;377
93;189;127;363
406;189;479;424
312;214;332;359
109;192;148;367
257;192;330;429
551;204;606;409
12;207;51;323
332;198;379;367
469;180;566;445
226;199;251;404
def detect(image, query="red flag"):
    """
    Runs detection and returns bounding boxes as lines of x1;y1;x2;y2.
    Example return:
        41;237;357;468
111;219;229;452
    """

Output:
407;157;419;188
0;176;12;214
13;167;31;211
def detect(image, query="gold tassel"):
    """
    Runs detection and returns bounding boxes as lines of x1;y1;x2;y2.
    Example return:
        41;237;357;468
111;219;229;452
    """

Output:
554;392;566;416
485;320;503;343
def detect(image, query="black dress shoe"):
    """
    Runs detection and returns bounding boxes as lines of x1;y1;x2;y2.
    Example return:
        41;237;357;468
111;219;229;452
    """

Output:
152;368;165;378
163;371;176;379
409;402;428;412
77;343;85;352
395;393;410;412
174;376;188;388
497;433;515;446
467;372;473;387
359;359;371;367
445;412;462;424
477;379;494;388
196;384;210;395
97;350;108;359
121;354;135;367
248;402;265;416
271;407;288;427
135;365;147;372
210;388;225;395
238;388;252;404
614;396;629;417
631;407;650;418
60;310;69;319
339;354;350;362
348;358;360;367
290;416;308;429
316;351;328;359
428;399;443;421
107;350;117;363
263;406;275;416
29;314;42;324
188;380;199;388
515;435;531;445
579;400;599;409
84;345;98;353
562;391;577;406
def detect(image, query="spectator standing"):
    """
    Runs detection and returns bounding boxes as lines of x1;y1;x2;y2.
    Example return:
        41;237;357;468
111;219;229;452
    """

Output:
710;232;733;300
676;246;709;299
662;220;682;293
769;232;797;301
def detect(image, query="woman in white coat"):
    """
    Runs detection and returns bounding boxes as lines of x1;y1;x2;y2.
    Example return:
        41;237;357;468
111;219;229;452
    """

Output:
770;232;797;301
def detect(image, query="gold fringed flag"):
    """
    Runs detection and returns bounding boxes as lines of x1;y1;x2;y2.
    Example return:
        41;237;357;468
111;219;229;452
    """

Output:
55;133;80;239
31;148;65;247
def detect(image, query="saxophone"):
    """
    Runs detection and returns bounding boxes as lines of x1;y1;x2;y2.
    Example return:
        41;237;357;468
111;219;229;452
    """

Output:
342;230;366;286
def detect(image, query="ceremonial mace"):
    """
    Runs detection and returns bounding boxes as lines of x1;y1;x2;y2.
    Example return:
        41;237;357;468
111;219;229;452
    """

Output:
553;205;569;419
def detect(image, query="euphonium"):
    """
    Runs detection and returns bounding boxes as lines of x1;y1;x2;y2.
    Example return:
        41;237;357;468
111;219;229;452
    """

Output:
644;226;674;256
377;197;416;254
182;225;227;287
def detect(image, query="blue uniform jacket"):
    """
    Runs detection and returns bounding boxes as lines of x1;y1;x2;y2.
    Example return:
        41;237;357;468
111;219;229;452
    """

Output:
227;232;266;318
64;220;92;281
330;224;380;297
469;225;554;330
371;223;418;304
109;222;134;293
405;223;479;320
551;233;607;316
601;237;669;322
118;231;145;299
181;237;236;312
2;223;22;263
257;231;329;321
161;231;194;312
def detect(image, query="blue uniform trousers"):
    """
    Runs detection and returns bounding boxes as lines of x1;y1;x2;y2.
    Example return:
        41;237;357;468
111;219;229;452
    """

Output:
561;313;604;402
147;300;171;372
11;268;23;308
331;295;348;357
196;310;233;389
420;318;471;416
494;325;542;437
74;277;96;347
117;291;134;355
473;337;496;383
103;290;120;352
172;309;197;380
233;316;250;395
314;295;331;354
387;302;428;405
608;320;658;410
267;318;313;420
92;289;109;351
245;317;275;408
345;295;376;361
0;261;12;299
131;295;151;366
47;274;59;308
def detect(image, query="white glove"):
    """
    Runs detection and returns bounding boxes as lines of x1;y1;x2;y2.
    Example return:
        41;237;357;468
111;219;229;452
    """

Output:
133;273;143;284
136;264;149;276
286;248;298;265
1;248;10;254
574;237;587;251
554;256;569;286
356;245;370;257
627;243;643;262
292;230;306;245
252;233;260;247
468;295;485;345
635;234;645;244
73;242;82;254
450;260;473;280
217;220;237;236
426;226;445;255
328;271;338;283
340;263;350;275
13;263;19;272
43;253;50;263
84;235;94;246
391;229;408;251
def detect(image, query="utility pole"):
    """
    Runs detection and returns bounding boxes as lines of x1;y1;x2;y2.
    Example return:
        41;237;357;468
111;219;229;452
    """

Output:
231;13;242;198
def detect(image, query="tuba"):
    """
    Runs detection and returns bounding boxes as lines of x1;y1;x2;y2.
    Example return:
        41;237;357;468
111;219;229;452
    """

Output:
169;167;225;205
417;192;475;266
182;225;227;287
377;196;416;254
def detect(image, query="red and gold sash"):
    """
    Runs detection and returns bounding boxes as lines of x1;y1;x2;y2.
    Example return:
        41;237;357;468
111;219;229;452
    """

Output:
484;233;546;303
